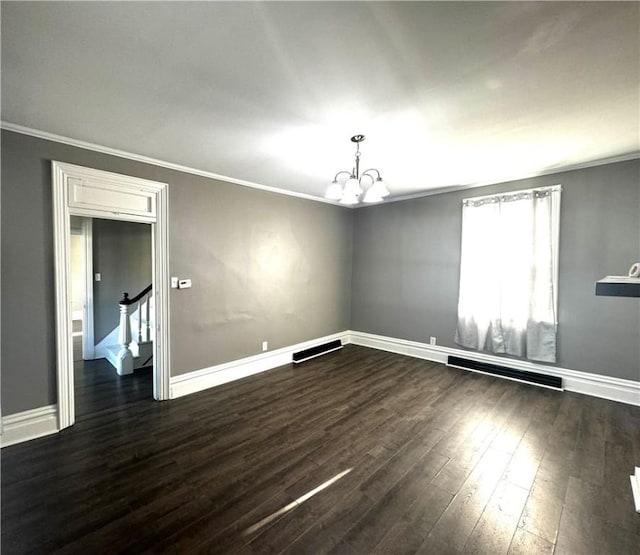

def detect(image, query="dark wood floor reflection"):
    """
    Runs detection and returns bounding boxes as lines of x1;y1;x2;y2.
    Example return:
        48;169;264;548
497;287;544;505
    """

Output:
2;345;639;554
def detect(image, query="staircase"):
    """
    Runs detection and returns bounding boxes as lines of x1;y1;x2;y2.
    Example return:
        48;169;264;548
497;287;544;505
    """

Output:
104;284;154;375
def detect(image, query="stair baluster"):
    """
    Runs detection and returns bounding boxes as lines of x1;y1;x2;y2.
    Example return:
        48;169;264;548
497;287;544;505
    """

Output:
135;298;142;345
141;293;150;342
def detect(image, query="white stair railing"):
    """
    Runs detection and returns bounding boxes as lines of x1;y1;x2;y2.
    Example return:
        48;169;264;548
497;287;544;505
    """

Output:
115;284;152;375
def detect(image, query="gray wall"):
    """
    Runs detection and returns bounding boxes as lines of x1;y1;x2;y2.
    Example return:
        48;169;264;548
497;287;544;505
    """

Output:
352;159;640;382
92;219;152;343
169;176;352;375
1;130;352;414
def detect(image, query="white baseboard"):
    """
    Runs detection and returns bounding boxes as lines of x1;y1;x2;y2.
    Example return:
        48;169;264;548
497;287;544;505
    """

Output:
3;330;634;449
0;405;59;448
170;331;350;399
348;330;640;406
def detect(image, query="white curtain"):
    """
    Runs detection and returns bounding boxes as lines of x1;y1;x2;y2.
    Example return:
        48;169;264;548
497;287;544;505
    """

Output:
454;187;560;363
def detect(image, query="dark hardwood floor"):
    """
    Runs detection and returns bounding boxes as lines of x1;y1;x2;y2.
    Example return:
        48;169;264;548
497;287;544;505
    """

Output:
2;345;639;554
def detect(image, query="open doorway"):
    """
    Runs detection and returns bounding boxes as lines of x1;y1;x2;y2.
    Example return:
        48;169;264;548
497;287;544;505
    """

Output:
69;218;86;361
69;216;154;418
53;161;170;431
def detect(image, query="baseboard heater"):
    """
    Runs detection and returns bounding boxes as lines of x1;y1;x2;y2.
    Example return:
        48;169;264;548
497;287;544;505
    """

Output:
293;340;343;364
447;355;563;390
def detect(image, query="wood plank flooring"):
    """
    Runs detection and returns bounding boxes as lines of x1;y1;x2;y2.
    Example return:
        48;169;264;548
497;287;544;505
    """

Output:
2;345;639;554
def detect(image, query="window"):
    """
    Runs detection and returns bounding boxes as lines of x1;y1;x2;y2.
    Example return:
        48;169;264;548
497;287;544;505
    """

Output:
455;185;561;362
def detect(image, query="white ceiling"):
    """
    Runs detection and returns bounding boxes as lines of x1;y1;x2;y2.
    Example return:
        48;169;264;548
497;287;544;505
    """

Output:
2;2;639;202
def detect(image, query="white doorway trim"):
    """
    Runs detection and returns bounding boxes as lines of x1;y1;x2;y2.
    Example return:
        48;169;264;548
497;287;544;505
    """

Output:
52;161;170;430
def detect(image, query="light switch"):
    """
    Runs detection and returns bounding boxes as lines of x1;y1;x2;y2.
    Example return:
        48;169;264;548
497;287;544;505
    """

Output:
171;277;179;289
95;273;101;282
178;279;192;289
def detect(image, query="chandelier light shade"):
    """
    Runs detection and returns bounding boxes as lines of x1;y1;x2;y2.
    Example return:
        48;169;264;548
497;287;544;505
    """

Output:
325;135;389;204
325;181;343;200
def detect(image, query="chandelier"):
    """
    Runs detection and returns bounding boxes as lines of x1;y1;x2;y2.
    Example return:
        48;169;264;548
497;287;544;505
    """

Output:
325;135;390;204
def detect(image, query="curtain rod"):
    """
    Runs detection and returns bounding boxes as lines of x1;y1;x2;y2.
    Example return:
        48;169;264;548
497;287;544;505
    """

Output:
462;184;562;203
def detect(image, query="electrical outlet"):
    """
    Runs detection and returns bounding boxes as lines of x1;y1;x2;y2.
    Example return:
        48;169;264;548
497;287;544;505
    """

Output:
429;337;436;345
262;341;268;352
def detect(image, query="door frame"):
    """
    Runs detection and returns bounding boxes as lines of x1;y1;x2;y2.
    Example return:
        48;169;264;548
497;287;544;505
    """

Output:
52;161;170;430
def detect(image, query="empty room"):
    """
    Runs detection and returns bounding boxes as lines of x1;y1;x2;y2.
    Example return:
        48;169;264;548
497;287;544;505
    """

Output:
1;2;639;554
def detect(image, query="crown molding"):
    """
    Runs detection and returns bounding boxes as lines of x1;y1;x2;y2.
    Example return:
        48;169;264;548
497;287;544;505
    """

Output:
0;121;344;207
4;121;637;210
363;151;640;208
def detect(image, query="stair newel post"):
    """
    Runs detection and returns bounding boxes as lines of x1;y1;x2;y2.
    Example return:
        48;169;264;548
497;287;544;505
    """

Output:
116;292;134;375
